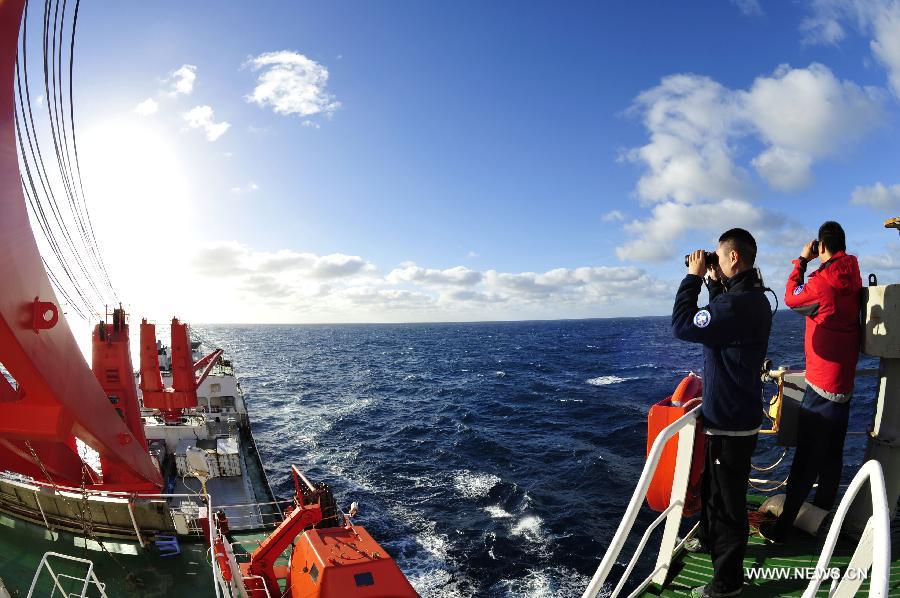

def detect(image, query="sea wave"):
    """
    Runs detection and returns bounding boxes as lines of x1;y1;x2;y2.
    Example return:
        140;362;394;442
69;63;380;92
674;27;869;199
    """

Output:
199;314;830;597
510;514;545;543
454;470;501;499
484;505;514;518
585;375;638;386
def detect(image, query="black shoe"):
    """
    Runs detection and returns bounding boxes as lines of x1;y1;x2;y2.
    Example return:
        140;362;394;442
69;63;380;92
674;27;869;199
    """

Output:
758;521;785;546
683;537;709;553
690;584;742;597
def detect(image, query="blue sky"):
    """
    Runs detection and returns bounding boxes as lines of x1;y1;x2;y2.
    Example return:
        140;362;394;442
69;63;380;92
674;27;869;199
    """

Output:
20;0;900;322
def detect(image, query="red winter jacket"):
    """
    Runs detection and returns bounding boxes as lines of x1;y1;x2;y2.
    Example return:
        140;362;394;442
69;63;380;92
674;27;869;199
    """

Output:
784;251;862;396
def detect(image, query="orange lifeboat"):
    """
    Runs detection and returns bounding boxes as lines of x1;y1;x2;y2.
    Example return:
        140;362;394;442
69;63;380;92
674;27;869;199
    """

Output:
646;374;705;516
289;525;418;597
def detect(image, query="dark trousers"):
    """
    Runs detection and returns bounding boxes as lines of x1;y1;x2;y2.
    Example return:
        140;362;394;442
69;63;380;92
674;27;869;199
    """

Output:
698;433;758;594
775;385;850;539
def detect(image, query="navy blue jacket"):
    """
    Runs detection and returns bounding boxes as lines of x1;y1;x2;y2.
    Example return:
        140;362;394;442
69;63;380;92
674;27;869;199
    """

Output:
672;269;772;433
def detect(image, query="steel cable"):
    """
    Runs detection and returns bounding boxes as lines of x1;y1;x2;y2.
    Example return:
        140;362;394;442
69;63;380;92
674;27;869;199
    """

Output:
15;0;120;319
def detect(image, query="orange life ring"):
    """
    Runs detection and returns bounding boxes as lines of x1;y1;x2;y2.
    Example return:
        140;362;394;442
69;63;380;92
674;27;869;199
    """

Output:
646;374;705;516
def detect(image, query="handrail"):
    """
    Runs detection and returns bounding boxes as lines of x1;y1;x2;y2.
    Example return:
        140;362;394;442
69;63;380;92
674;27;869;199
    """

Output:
802;460;890;598
582;405;701;598
610;501;681;598
243;575;273;598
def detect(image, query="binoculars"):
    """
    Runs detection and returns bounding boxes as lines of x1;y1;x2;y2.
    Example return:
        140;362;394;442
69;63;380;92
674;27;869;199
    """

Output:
683;251;719;268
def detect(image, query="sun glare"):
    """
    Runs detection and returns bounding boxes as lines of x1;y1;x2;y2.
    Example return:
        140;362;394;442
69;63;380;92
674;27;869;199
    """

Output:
77;117;199;318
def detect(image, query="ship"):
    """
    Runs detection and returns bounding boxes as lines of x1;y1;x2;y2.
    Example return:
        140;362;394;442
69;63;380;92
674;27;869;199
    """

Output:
2;0;899;596
0;0;417;595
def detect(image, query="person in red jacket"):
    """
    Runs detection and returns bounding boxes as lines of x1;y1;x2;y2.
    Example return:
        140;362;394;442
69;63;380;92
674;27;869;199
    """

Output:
760;221;861;544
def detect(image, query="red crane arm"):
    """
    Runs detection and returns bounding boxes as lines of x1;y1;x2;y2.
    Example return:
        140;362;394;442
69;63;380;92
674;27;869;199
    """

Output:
0;0;161;488
247;503;323;594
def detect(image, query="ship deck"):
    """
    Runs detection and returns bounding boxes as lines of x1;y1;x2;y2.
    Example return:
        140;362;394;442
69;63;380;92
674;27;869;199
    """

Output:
0;512;291;595
638;497;900;597
0;512;213;594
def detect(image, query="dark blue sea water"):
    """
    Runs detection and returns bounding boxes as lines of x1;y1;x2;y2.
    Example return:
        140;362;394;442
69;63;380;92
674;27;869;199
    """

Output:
195;312;878;597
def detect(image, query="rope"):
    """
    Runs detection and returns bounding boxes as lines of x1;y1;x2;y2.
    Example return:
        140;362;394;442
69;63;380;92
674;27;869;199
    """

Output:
24;441;135;575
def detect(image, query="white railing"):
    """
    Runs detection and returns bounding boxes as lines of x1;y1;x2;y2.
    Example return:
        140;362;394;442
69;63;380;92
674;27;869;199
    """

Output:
582;405;701;598
26;552;107;598
803;460;890;598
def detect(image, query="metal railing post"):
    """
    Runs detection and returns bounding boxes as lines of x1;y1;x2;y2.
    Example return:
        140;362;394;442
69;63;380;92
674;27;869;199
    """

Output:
651;415;696;585
207;493;223;598
802;460;890;598
78;562;92;598
582;405;701;598
126;498;145;547
33;490;57;540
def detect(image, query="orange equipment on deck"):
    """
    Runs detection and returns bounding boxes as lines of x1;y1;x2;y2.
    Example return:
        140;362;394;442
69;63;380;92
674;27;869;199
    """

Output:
139;318;223;423
646;374;705;516
237;465;418;597
91;307;159;490
289;524;418;598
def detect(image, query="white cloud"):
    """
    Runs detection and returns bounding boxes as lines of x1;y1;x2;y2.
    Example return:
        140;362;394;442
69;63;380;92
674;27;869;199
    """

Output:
620;63;882;260
602;209;626;222
743;63;882;173
187;242;669;320
627;64;881;204
859;245;900;273
871;4;900;95
387;264;482;286
183;105;231;141
244;51;341;121
192;242;372;280
750;147;813;192
168;64;197;96
626;74;750;204
465;250;479;259
230;182;259;194
311;253;371;278
802;1;900;96
616;199;766;262
133;98;159;116
851;182;900;209
731;0;763;16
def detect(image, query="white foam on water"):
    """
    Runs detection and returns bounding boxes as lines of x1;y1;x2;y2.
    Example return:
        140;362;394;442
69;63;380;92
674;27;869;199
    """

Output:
495;370;507;378
586;375;637;386
483;504;514;518
510;514;545;543
387;502;479;597
491;565;598;597
453;470;501;499
407;568;468;598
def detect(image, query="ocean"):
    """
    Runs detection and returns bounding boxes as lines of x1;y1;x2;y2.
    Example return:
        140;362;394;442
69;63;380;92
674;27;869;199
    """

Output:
194;311;878;597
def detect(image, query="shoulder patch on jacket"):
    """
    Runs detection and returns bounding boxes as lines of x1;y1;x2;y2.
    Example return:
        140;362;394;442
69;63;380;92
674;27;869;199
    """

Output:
793;285;804;295
693;310;712;328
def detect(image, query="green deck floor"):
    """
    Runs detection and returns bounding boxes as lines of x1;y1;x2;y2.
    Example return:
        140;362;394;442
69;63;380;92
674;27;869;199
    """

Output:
639;531;900;597
638;498;900;597
0;513;216;596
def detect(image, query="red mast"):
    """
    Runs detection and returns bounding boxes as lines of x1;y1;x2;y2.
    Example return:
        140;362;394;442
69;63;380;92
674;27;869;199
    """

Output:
140;318;224;423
